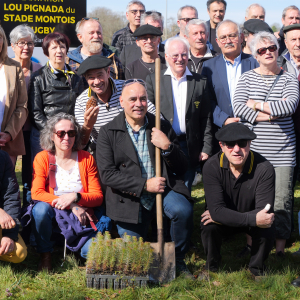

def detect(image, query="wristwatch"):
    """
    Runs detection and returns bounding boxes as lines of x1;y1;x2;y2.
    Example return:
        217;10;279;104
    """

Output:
74;193;81;203
162;142;174;154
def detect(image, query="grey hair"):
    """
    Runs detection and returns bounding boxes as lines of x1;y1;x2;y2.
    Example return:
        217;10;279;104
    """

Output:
245;4;265;18
9;25;35;44
75;18;102;35
126;1;145;13
249;31;279;57
177;5;198;20
282;5;300;19
141;11;164;30
216;20;241;39
40;113;82;152
185;19;208;37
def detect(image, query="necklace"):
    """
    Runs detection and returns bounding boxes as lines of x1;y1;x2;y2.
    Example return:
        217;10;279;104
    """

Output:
139;58;155;73
260;72;276;86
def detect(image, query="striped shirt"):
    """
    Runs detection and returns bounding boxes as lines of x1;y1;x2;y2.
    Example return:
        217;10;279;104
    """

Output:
74;78;156;144
233;70;299;167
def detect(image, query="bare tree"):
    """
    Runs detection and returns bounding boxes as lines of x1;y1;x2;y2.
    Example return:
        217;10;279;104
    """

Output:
88;7;127;45
163;17;179;40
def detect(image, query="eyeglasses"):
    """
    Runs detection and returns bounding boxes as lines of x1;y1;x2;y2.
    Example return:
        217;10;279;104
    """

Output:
53;130;77;138
138;35;159;42
224;140;248;148
144;11;162;16
170;53;188;60
82;17;99;21
179;18;196;23
218;33;239;43
256;45;277;55
17;41;35;48
122;79;147;90
130;10;145;15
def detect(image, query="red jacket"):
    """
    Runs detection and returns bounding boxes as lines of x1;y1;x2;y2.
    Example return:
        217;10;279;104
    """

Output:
31;150;103;207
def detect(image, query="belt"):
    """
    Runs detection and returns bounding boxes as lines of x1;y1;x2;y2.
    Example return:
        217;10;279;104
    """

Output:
177;134;186;142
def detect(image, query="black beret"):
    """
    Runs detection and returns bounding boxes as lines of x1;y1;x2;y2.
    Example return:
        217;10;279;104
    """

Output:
283;24;300;33
215;123;257;142
77;55;112;76
133;24;163;37
244;19;273;34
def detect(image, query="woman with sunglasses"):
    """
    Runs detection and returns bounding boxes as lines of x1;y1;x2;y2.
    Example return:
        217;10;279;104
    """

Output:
29;32;84;162
31;113;104;271
233;31;299;257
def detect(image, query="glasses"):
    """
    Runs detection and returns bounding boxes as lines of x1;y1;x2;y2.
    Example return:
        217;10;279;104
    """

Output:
179;18;196;23
218;33;239;43
17;41;34;48
224;140;248;148
138;36;159;42
122;79;147;90
144;11;162;16
82;17;99;21
130;10;145;15
170;53;188;60
53;130;77;138
256;45;277;55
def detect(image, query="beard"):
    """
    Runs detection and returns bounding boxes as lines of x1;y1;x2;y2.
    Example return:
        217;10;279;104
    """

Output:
86;39;103;54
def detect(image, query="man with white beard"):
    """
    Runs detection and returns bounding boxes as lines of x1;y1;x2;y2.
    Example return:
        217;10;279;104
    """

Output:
67;18;124;88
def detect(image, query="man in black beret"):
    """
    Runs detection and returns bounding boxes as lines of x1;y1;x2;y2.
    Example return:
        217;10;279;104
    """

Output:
125;24;167;81
242;19;273;54
74;55;156;158
201;122;275;277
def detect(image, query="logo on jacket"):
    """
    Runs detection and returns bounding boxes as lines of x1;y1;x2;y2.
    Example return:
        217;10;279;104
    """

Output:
194;101;200;108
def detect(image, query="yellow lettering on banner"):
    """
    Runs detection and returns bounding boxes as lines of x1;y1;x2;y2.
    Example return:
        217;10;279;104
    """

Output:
24;4;30;12
32;27;56;34
36;15;43;22
15;15;21;22
4;4;23;11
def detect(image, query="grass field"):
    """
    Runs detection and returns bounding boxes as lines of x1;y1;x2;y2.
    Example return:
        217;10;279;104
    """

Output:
1;159;300;299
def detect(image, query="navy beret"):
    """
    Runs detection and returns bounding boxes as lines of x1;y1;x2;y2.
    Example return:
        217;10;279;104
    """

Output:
215;123;257;141
244;19;273;34
77;55;112;76
133;24;163;37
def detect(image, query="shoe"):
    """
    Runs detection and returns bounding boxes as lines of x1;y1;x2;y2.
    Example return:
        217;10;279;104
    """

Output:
291;276;300;287
237;245;251;258
192;173;202;186
38;252;52;272
293;249;300;257
276;251;285;258
176;260;195;280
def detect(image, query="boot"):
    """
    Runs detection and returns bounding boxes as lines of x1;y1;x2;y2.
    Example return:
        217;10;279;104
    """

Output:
38;252;52;272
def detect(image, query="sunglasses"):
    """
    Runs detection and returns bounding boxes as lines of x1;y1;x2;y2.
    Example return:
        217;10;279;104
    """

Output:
256;45;277;55
54;130;76;138
144;11;162;16
122;79;147;90
130;10;145;15
82;17;99;21
224;140;248;148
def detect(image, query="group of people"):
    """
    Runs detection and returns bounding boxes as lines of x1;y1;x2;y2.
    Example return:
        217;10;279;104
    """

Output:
1;0;300;285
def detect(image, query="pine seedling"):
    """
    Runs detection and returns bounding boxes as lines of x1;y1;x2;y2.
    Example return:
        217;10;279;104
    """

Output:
86;239;96;271
104;231;111;241
141;242;154;275
135;237;144;275
130;236;139;275
109;242;117;273
94;232;104;272
123;244;133;275
115;238;125;272
101;239;111;273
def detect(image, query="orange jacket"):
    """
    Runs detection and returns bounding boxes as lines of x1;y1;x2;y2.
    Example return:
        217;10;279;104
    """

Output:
31;150;103;207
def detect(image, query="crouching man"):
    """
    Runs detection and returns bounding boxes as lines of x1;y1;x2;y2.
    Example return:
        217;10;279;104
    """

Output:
201;123;275;277
0;150;27;263
97;80;194;276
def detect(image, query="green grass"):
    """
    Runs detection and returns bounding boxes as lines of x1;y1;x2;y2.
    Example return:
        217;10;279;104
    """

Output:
2;159;300;299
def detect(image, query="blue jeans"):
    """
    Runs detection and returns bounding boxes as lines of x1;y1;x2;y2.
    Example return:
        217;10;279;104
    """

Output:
31;201;99;258
30;126;43;164
179;140;196;192
116;189;193;260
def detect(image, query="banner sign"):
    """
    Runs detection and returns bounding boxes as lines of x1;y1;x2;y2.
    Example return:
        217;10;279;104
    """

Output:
1;0;86;47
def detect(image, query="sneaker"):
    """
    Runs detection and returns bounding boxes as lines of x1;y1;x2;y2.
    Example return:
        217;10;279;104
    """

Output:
192;173;202;186
176;260;195;280
237;244;251;258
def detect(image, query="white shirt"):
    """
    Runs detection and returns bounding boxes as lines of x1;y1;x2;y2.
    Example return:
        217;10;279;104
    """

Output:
0;67;7;130
164;67;192;135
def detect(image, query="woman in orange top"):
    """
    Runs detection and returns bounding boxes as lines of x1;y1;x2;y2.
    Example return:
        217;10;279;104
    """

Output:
31;113;103;271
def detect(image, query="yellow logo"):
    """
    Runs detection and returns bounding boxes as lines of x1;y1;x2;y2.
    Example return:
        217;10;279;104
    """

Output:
194;101;200;108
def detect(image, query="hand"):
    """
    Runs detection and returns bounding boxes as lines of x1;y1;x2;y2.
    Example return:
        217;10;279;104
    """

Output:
256;206;274;228
151;128;171;151
201;210;217;225
274;31;280;39
52;193;77;210
224;118;240;126
199;152;209;161
70;204;93;226
246;99;257;109
0;132;12;147
83;106;100;129
0;237;15;256
0;209;16;229
145;177;166;193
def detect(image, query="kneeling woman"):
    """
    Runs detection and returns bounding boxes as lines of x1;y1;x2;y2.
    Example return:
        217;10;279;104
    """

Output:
31;113;104;271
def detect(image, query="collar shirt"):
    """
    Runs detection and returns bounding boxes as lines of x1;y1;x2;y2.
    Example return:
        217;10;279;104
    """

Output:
284;51;300;77
164;67;192;135
125;117;156;222
223;52;242;109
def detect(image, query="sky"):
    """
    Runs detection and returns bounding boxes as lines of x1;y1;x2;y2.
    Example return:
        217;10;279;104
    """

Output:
87;0;294;28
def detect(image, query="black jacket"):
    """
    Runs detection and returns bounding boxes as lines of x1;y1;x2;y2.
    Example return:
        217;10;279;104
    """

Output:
111;23;136;54
146;69;213;165
0;150;21;241
187;49;218;74
278;26;286;56
29;64;84;131
97;112;191;224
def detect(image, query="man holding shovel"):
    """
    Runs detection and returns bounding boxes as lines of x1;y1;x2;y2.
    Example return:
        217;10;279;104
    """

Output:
97;79;194;277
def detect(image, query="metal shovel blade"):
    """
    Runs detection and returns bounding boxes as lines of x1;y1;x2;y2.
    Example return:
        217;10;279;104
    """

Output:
149;241;176;283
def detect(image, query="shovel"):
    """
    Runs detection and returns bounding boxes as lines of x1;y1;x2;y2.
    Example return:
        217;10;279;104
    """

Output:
149;58;176;283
